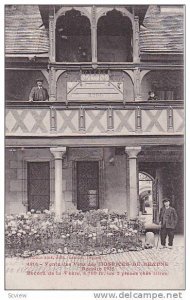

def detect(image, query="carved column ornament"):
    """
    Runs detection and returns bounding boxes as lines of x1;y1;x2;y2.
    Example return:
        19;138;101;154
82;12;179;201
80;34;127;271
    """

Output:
79;106;86;131
134;68;142;101
133;16;140;63
56;70;66;82
41;70;49;83
123;70;134;83
135;106;142;131
49;67;56;101
107;106;114;130
140;70;151;83
125;146;141;159
50;147;66;160
91;5;97;63
167;106;174;132
49;13;56;62
50;106;57;132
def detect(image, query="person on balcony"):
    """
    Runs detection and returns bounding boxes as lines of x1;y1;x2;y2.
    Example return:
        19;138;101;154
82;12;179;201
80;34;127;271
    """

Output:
159;198;178;249
29;79;49;102
148;90;157;101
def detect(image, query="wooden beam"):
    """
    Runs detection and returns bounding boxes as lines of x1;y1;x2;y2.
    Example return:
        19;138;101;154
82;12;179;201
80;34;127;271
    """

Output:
5;136;184;148
5;61;184;70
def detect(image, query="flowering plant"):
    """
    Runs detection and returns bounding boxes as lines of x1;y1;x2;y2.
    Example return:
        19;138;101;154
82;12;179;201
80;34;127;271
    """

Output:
5;209;144;257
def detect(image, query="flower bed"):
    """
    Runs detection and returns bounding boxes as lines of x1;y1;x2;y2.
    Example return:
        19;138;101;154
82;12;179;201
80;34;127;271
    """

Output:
5;209;145;257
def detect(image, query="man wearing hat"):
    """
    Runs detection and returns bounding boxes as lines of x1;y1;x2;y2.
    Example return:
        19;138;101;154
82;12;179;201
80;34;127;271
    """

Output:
159;198;178;249
148;91;157;101
29;79;49;102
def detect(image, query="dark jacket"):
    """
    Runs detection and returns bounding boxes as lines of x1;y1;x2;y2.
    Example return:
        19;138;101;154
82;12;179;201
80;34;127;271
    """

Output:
148;96;157;101
29;86;49;101
159;206;178;229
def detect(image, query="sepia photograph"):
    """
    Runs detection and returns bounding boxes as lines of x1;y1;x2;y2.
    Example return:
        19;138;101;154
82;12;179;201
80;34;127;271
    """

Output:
4;3;185;291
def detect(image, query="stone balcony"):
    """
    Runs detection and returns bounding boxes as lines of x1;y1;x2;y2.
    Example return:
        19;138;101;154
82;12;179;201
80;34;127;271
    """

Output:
5;100;184;137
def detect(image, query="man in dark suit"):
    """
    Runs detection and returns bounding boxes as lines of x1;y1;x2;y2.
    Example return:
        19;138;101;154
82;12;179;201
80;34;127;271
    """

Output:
159;198;178;249
29;79;49;102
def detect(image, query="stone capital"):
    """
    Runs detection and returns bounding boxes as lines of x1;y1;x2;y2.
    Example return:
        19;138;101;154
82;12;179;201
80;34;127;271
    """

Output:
125;146;141;158
50;147;67;160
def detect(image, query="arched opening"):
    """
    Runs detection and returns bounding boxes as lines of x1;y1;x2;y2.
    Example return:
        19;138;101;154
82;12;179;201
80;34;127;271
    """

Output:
109;71;134;101
5;70;48;101
139;172;154;224
56;9;91;62
141;70;184;101
97;10;133;62
57;70;80;102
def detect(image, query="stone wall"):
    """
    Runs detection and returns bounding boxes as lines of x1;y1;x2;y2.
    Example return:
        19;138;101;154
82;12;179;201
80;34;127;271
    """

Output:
103;148;128;212
5;148;74;214
5;149;26;214
5;147;128;215
5;148;184;233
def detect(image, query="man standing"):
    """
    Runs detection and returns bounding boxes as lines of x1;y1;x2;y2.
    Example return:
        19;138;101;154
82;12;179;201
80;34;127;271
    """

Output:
159;198;178;249
29;79;49;102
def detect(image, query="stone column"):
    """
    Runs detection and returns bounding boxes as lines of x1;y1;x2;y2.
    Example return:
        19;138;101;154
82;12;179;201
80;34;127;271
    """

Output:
50;147;66;219
125;146;141;219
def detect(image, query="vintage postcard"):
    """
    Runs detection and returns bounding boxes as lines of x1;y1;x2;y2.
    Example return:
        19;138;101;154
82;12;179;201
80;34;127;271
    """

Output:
4;3;185;291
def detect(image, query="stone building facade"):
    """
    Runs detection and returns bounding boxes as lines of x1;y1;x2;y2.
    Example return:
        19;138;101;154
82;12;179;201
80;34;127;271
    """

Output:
5;5;184;232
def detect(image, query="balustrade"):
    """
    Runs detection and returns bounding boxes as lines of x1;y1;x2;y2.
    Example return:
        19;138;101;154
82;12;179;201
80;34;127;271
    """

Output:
5;101;184;137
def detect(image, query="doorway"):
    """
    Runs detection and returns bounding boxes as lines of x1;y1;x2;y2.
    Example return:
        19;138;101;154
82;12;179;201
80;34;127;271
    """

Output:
77;161;99;211
27;162;50;211
139;172;158;224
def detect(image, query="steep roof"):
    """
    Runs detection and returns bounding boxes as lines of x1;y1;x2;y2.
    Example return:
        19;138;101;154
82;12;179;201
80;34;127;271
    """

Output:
5;5;49;55
140;5;184;54
5;5;184;56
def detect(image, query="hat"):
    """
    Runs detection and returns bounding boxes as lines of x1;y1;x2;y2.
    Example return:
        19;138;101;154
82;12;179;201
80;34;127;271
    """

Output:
36;79;43;83
162;198;170;203
148;91;154;95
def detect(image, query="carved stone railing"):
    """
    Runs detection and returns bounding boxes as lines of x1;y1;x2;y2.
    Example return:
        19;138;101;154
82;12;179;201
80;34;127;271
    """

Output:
5;101;184;137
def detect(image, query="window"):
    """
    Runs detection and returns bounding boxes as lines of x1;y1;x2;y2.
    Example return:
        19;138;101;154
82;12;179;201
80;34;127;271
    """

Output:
77;161;99;211
56;9;91;62
27;162;50;211
97;10;133;62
